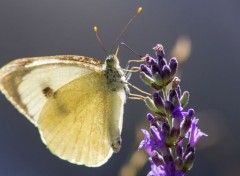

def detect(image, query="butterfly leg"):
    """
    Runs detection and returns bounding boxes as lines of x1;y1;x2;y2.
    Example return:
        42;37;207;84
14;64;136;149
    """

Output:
124;59;144;71
122;55;145;82
128;93;145;100
125;55;146;70
122;67;140;82
127;82;151;96
124;56;143;72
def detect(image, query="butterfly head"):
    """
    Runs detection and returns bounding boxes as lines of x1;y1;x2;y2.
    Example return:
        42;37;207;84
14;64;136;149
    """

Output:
104;44;120;69
104;55;119;69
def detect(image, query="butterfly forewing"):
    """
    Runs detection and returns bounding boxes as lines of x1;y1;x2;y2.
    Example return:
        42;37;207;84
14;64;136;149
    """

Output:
0;55;102;125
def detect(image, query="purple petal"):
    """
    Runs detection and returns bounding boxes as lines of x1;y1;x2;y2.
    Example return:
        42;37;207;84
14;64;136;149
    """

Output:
138;129;150;150
151;126;162;142
175;171;184;176
148;158;167;176
172;107;184;119
138;129;156;157
189;118;208;147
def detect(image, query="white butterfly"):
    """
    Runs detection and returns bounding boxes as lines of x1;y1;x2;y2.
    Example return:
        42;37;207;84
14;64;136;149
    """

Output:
0;54;129;167
0;7;143;167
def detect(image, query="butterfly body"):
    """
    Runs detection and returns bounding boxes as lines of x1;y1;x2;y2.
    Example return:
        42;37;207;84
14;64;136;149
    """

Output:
0;55;128;167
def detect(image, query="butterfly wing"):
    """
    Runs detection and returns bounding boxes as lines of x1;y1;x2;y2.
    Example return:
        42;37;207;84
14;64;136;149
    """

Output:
38;71;126;166
0;55;126;166
0;55;102;125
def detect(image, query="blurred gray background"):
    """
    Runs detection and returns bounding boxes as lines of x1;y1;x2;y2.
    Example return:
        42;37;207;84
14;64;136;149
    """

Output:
0;0;239;175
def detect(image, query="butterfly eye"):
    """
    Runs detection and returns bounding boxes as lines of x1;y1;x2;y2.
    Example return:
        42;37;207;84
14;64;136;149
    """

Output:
106;58;114;64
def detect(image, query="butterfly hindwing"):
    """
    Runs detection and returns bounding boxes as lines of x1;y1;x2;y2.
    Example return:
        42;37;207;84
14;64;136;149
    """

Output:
38;71;125;166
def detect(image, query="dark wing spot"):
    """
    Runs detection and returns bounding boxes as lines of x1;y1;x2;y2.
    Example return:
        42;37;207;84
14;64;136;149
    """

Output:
42;87;53;98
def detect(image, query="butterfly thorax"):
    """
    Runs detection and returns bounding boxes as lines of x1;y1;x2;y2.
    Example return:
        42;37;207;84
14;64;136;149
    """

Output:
103;55;127;92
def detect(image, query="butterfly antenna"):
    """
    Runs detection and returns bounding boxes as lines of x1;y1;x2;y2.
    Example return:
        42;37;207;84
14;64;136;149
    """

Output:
115;45;120;56
93;26;108;56
110;7;142;53
120;42;142;57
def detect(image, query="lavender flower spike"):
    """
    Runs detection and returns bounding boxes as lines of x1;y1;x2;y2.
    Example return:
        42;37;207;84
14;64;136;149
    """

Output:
138;44;207;176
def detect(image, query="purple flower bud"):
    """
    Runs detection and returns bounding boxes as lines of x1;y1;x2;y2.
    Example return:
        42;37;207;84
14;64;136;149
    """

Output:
147;113;155;123
169;127;180;145
176;85;181;98
169;57;178;77
180;115;192;138
183;151;195;172
140;64;152;77
159;58;167;69
176;144;183;158
158;90;164;98
152;153;165;166
162;122;171;146
188;109;195;119
162;122;171;137
147;117;160;133
151;63;161;75
155;116;168;124
153;44;165;60
153;91;165;110
162;65;171;84
145;54;157;66
175;157;183;170
169;90;180;107
184;144;195;159
169;89;175;102
163;153;174;163
165;101;175;114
